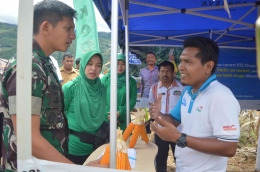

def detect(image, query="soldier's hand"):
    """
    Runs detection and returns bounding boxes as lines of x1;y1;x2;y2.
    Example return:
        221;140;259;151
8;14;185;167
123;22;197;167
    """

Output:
149;93;162;120
86;158;109;168
107;111;120;120
107;111;120;125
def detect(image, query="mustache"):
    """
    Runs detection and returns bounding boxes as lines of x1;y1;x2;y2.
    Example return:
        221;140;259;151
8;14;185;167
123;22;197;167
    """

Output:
162;76;169;79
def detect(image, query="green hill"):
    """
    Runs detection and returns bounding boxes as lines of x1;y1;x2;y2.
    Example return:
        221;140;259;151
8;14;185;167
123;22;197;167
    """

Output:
0;22;183;77
0;23;18;60
0;22;111;67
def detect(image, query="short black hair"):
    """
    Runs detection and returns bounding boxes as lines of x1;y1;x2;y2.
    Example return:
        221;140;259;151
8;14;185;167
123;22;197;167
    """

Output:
63;53;74;60
75;58;81;65
33;0;76;35
146;52;156;58
158;61;174;72
183;36;219;73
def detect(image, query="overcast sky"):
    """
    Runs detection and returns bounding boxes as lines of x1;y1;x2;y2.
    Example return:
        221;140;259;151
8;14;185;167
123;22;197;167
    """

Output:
0;0;111;32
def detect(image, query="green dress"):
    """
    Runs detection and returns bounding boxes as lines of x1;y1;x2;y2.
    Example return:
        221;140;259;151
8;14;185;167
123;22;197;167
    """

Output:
63;50;106;156
101;54;137;131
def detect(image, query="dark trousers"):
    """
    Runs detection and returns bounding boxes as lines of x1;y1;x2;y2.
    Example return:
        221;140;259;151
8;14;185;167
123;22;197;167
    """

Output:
155;134;176;172
68;154;90;165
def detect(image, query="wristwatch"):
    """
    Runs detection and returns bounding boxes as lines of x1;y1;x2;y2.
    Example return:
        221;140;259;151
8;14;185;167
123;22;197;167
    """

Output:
176;133;187;148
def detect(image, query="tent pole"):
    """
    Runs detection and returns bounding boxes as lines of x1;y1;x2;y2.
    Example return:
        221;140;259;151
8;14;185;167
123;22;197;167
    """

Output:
125;0;130;127
109;0;119;169
119;2;255;19
218;38;253;45
120;47;123;54
215;6;256;42
255;1;260;170
128;44;256;50
16;0;34;170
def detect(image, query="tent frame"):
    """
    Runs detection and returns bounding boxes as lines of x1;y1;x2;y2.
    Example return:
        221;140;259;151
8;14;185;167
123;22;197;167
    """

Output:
95;0;260;170
15;0;260;170
111;1;258;49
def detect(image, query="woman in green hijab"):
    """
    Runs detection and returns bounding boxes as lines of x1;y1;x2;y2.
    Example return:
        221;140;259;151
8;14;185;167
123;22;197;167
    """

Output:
62;50;107;165
101;53;137;131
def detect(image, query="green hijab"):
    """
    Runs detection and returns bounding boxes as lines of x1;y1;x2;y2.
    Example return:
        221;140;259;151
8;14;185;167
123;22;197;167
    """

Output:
73;50;106;132
107;53;126;88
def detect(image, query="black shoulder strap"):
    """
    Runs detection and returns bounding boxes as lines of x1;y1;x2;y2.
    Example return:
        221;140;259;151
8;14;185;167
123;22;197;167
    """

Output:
69;129;95;144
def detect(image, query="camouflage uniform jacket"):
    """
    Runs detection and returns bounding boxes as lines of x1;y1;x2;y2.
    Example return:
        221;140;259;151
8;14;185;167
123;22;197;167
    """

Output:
0;40;69;172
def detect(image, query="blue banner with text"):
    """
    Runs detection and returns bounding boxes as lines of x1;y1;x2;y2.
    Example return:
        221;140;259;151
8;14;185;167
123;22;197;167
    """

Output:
216;49;260;101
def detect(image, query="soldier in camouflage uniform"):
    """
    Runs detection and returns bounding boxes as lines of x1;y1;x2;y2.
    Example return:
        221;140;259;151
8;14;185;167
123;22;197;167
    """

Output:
1;1;109;170
0;1;76;171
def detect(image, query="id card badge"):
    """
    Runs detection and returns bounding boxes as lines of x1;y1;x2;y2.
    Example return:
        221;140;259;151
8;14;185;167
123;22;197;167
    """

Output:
173;91;181;96
158;92;166;96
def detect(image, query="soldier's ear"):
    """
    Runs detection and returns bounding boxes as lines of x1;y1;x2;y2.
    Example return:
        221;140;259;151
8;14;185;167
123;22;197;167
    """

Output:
40;21;52;35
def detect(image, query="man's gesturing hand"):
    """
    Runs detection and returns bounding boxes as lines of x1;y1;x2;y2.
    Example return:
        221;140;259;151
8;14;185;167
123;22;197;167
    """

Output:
149;93;162;120
151;116;181;142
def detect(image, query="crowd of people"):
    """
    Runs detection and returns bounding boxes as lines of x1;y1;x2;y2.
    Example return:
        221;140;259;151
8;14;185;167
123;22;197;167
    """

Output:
0;0;241;172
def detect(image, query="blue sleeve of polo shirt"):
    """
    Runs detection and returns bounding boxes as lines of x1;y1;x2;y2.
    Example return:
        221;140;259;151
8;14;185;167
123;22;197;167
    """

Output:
169;89;186;123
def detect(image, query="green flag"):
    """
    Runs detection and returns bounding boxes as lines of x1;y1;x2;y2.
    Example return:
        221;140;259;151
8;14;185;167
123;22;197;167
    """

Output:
73;0;100;59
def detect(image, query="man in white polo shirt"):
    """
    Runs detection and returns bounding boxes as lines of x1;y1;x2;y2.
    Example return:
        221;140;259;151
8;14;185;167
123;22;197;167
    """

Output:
150;36;240;172
148;60;184;172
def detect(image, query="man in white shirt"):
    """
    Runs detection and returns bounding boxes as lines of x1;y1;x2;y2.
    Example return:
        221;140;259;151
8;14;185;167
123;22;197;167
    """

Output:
148;61;184;172
150;36;240;172
50;56;63;83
